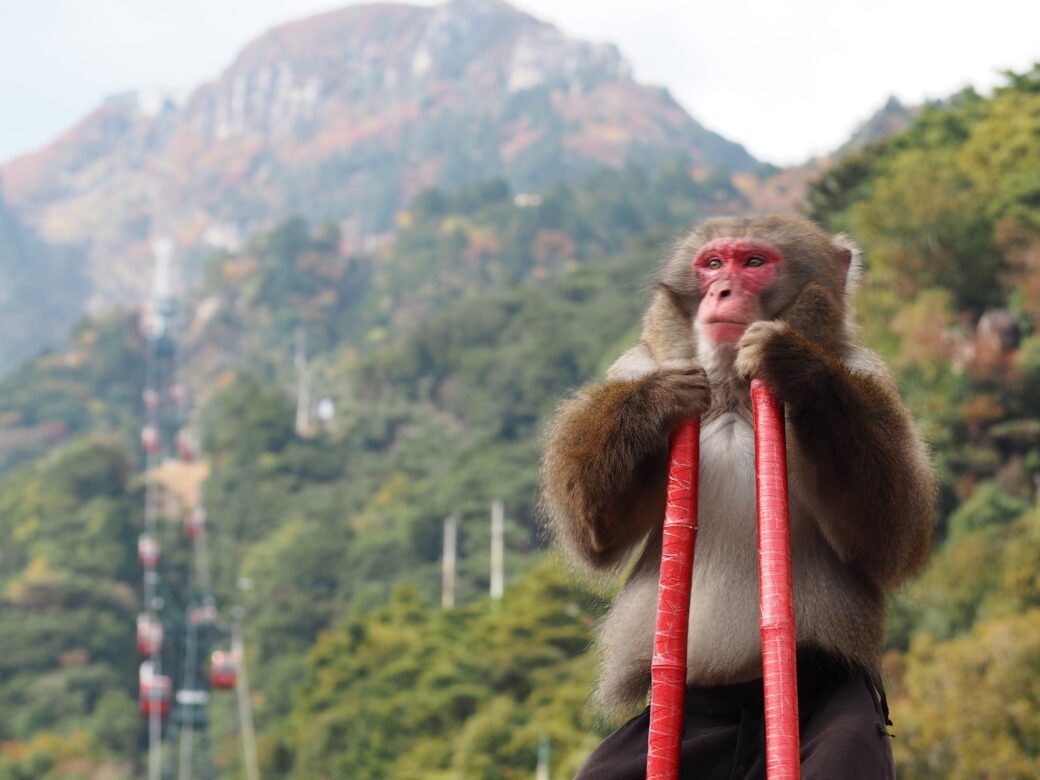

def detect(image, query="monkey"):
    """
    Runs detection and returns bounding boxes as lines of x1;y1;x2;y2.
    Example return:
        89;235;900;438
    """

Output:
540;214;935;778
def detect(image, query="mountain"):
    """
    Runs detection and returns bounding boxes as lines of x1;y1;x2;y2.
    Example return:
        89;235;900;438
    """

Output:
0;192;87;374
833;95;918;158
1;63;1039;777
732;96;920;216
0;0;755;328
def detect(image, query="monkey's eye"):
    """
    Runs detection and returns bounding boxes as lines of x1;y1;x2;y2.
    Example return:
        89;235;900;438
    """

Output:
706;257;723;270
745;255;765;267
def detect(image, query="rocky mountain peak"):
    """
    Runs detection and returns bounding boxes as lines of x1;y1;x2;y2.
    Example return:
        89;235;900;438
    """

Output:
1;0;755;348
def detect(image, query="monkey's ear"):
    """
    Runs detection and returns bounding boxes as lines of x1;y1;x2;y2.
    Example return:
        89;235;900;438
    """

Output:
655;281;696;319
832;234;863;294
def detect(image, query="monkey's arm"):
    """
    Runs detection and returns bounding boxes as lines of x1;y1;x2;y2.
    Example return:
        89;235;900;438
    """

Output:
737;291;935;589
541;360;709;570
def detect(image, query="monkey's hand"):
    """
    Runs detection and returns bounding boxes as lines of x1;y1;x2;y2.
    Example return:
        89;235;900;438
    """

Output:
735;282;844;405
734;320;833;409
540;360;710;569
649;359;712;428
735;301;934;589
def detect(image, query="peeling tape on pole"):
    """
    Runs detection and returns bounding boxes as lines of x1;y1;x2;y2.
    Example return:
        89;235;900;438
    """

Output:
751;380;801;780
647;418;700;779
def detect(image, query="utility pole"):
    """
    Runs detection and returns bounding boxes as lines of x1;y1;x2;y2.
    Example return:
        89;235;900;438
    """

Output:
490;501;504;600
294;326;311;437
535;733;550;780
442;516;458;610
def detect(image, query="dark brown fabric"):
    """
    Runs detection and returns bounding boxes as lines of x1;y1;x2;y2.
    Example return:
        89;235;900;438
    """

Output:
575;652;895;779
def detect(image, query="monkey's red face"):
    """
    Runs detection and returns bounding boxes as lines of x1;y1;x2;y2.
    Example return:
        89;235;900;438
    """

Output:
693;238;783;344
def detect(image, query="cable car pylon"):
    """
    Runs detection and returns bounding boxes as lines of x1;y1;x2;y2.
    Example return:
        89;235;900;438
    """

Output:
136;234;264;778
139;237;178;780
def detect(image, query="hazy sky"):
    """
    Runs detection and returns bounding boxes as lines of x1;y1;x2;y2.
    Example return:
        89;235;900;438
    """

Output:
1;0;1038;166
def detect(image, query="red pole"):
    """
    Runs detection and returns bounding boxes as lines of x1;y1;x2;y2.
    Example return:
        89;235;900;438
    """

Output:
646;419;700;779
751;380;801;780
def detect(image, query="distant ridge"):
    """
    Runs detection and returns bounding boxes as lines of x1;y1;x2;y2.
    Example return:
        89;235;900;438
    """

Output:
1;0;756;323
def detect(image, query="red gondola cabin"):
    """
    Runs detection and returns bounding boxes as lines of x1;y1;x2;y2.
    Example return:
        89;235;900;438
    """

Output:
136;614;163;657
190;603;217;626
139;673;172;718
210;650;238;690
141;426;161;455
176;430;195;462
184;507;206;541
138;535;160;570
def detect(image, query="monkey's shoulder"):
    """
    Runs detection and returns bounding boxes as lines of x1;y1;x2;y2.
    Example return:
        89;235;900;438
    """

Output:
606;343;658;382
840;344;889;379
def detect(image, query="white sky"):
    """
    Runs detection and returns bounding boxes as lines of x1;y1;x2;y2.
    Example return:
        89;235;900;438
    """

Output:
1;0;1038;166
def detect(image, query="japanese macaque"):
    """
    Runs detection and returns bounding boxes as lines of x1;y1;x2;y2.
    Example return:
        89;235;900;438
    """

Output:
541;214;935;715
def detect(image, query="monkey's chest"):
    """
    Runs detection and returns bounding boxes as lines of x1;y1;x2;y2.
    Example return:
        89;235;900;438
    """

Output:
696;412;759;538
684;412;813;679
694;411;805;547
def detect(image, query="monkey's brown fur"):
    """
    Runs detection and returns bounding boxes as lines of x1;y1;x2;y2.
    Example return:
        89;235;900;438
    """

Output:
541;214;935;711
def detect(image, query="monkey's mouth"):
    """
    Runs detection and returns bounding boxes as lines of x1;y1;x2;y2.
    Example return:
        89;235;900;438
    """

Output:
703;320;748;343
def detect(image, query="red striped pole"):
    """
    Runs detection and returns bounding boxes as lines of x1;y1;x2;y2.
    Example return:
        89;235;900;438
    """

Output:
751;379;801;780
646;419;700;779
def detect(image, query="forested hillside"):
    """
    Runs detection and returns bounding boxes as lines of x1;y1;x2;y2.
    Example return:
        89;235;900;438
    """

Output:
0;440;138;778
810;64;1040;778
0;65;1038;778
